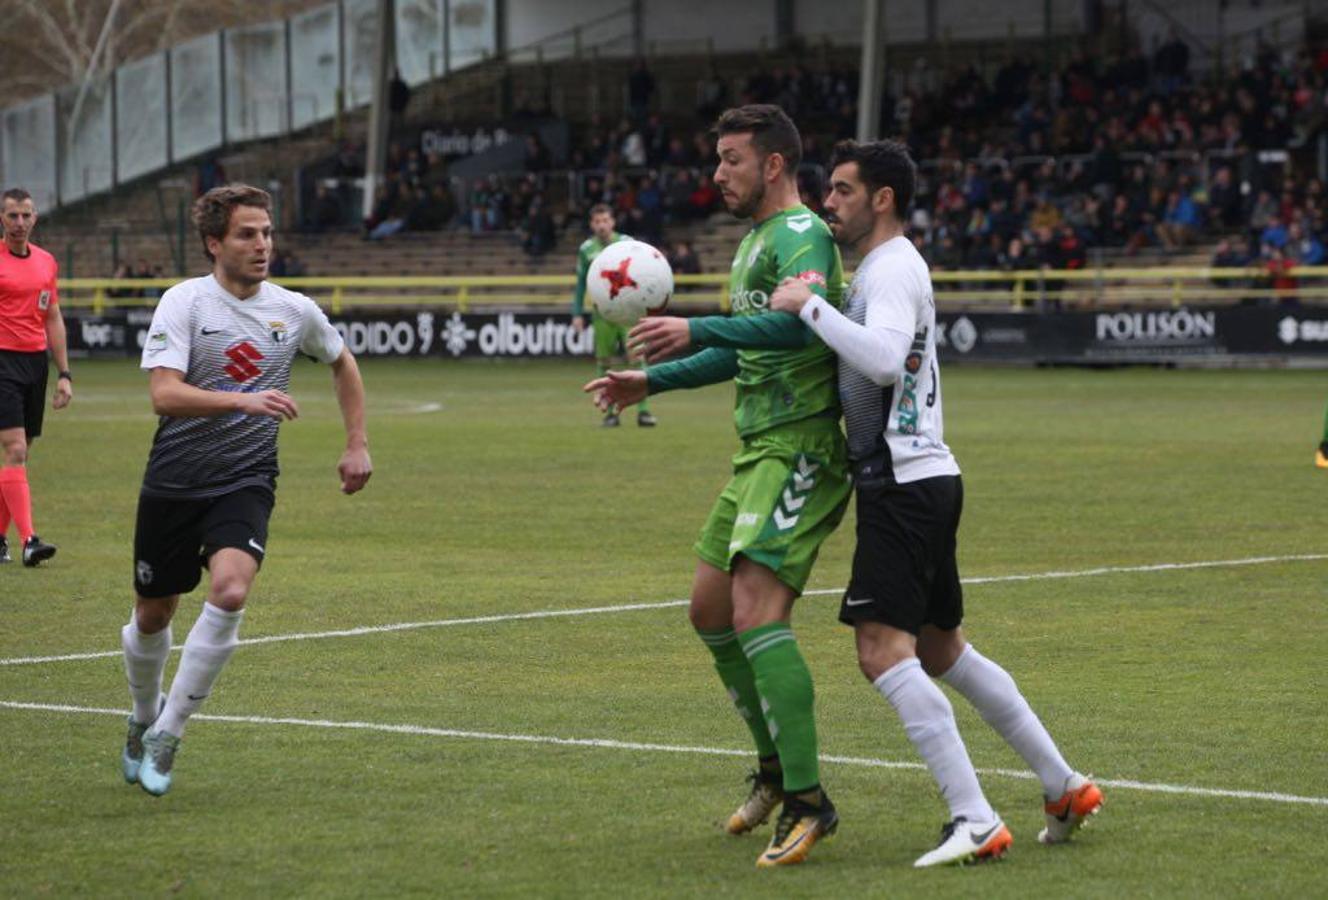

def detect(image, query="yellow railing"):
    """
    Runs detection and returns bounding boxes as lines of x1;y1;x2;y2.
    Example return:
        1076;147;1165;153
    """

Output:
58;267;1328;314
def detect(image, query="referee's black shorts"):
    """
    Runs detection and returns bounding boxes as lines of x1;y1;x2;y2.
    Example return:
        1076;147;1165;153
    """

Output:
838;474;965;636
0;349;49;440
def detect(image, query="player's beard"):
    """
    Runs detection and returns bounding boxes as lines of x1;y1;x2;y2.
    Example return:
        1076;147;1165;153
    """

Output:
829;215;871;249
728;180;765;220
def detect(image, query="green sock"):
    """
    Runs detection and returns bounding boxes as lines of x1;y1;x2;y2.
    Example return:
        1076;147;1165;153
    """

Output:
738;622;820;794
636;359;650;413
697;627;778;759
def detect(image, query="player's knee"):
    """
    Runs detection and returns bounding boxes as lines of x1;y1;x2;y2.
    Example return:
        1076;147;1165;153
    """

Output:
135;604;173;634
1;441;26;466
208;577;251;612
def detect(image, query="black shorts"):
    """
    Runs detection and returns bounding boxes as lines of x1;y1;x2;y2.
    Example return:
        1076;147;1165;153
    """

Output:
838;475;964;635
133;485;275;598
0;350;48;440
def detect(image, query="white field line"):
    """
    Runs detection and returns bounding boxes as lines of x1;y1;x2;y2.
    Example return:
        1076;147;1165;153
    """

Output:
2;553;1325;668
2;700;1324;808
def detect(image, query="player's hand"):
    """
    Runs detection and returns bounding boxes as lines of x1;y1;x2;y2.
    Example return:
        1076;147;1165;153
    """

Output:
572;315;585;333
627;316;691;363
770;277;814;314
338;445;373;495
52;378;72;410
236;389;300;421
583;370;648;413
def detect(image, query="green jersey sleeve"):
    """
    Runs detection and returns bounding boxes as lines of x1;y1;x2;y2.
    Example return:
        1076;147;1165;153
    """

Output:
647;347;740;393
571;239;594;317
688;312;813;349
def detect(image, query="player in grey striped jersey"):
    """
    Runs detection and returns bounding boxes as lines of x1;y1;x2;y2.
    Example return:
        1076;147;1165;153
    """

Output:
771;141;1100;866
121;185;373;796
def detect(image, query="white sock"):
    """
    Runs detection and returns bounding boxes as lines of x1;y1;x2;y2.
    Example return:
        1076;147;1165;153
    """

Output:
939;644;1074;797
121;619;173;725
875;657;995;822
155;603;244;739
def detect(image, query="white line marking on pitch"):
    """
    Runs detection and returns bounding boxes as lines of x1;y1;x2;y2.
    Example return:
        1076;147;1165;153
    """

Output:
2;700;1324;808
2;553;1324;668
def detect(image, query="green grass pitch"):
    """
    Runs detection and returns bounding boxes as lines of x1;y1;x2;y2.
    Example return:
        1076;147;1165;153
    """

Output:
1;358;1326;897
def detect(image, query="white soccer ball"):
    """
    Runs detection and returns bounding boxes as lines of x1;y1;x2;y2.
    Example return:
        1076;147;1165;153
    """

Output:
587;239;673;326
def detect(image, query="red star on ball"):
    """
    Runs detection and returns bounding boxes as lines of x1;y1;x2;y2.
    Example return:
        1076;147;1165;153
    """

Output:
600;258;638;298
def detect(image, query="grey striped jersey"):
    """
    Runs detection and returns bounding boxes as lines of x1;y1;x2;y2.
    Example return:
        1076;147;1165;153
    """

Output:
139;275;345;498
839;236;959;484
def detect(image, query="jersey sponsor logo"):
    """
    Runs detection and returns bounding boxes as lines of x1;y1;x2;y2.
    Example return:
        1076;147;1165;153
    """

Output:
785;214;814;234
729;288;770;313
223;341;265;383
895;329;929;435
599;258;638;299
735;512;760;527
37;290;50;311
146;330;168;354
796;270;826;287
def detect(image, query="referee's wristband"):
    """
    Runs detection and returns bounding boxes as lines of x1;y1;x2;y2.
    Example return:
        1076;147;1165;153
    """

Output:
57;370;72;381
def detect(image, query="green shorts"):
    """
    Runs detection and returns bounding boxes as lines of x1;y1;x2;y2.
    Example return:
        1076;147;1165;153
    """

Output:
592;314;628;359
694;418;851;594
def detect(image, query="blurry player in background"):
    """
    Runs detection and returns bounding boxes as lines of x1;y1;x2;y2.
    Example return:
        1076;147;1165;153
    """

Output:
571;204;656;427
0;188;69;567
121;184;372;796
587;105;848;867
770;139;1102;866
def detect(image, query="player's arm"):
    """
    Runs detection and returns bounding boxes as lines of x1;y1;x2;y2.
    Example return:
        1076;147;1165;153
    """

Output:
329;347;372;495
571;246;590;326
583;347;738;412
147;367;300;419
770;274;914;387
44;298;72;409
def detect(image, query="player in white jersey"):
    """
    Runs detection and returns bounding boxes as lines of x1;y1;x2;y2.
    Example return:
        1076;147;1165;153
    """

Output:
120;184;372;796
771;140;1102;866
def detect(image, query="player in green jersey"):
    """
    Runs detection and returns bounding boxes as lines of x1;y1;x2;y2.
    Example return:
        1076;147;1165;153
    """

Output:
571;204;655;427
585;105;849;868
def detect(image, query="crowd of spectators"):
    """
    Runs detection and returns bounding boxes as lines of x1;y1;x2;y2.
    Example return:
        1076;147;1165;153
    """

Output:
294;34;1328;281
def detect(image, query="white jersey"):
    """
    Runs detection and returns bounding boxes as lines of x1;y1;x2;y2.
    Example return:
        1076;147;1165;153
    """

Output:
139;275;345;498
838;236;959;484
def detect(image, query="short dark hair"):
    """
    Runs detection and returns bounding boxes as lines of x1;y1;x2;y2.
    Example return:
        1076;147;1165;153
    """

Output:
2;188;32;205
715;104;802;174
193;183;272;262
589;203;614;219
828;139;915;222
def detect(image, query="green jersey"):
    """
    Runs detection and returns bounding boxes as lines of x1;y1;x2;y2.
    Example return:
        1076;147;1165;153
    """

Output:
724;205;844;437
572;231;631;317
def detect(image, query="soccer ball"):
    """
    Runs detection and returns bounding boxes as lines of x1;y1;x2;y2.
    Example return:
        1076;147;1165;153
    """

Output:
587;239;673;326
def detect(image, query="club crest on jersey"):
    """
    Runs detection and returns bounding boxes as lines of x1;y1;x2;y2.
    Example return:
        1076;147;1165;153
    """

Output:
37;290;50;310
905;351;923;374
269;321;288;344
